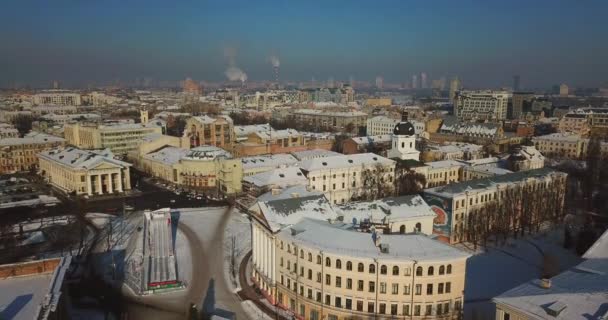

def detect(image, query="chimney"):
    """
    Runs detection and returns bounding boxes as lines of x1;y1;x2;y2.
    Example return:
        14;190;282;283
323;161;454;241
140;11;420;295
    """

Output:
539;278;551;289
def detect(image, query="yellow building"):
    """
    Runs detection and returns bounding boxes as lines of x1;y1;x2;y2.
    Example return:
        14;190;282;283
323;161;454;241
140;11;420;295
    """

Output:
139;145;243;195
0;132;65;174
64;122;163;155
183;115;234;150
366;98;392;107
38;147;131;195
250;188;470;320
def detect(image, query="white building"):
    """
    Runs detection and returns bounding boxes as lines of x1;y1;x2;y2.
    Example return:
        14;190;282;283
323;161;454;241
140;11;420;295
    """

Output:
387;121;420;161
367;116;425;136
454;90;510;121
299;153;396;204
33;90;81;106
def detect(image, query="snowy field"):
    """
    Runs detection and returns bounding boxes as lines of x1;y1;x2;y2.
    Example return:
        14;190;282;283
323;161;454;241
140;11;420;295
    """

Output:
463;228;582;319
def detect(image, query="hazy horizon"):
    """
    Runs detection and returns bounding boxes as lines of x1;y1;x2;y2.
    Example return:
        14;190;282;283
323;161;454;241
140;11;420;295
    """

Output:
2;0;607;89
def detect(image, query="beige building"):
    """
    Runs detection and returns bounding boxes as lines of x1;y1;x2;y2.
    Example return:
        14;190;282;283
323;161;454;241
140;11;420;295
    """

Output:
0;132;66;174
558;113;590;136
423;168;566;244
38;147;131;195
0;123;19;139
183;115;234;150
454;90;510;121
292;109;367;132
532;133;588;159
139;145;243;195
33;90;81;106
64;122;163;155
250;188;469;320
300;153;396;204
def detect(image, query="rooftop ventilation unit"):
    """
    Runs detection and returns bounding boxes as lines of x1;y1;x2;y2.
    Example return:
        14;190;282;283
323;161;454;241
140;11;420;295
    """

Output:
545;301;566;317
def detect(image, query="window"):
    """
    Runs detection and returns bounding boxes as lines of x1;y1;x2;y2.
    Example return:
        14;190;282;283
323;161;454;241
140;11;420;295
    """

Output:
317;255;322;264
325;295;330;305
379;303;386;314
308;253;312;262
416;266;423;276
447;264;452;274
357;300;363;311
392;283;399;295
404;285;410;295
415;284;422;295
357;280;364;291
310;309;319;320
335;297;342;308
325;257;331;267
426;305;432;316
437;303;443;315
287;245;291;253
428;266;434;276
336;276;341;288
280;257;284;267
368;302;375;313
503;313;511;320
346;261;352;271
439;265;445;275
392;266;399;275
358;263;364;272
307;289;312;299
369;264;376;274
345;299;352;310
446;282;451;293
336;259;342;269
427;284;433;295
346;278;352;289
404;267;411;276
391;304;398;316
308;269;312;280
300;304;305;317
414;305;421;316
325;274;331;285
380;265;387;275
316;292;321;302
369;281;375;293
438;283;444;294
380;282;386;293
403;304;410;316
300;250;304;259
317;272;321;283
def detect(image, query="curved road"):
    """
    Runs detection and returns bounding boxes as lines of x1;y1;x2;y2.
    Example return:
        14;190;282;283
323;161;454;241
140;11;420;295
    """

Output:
125;207;249;319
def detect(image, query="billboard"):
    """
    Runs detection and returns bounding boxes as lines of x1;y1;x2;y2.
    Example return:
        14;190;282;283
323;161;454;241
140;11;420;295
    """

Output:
422;194;453;242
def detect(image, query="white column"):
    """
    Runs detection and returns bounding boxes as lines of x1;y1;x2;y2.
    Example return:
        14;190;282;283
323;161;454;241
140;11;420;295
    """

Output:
271;236;275;283
116;172;123;193
107;173;113;193
86;175;92;196
96;174;103;195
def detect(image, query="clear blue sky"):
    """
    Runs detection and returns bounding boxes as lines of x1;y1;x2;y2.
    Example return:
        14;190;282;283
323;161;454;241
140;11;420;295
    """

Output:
1;0;607;88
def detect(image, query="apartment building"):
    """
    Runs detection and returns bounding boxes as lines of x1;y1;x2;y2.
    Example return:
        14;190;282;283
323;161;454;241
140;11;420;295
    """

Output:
454;90;510;121
33;90;81;106
292;109;368;131
64;122;163;155
183;115;234;150
0;132;66;174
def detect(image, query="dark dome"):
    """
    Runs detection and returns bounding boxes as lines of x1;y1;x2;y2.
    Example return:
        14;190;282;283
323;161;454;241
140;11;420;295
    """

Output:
393;121;415;136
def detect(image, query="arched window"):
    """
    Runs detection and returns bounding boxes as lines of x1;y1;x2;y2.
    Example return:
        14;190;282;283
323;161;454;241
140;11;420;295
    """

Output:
380;265;387;275
317;255;322;265
416;266;423;276
346;261;352;271
399;225;406;234
428;266;434;276
325;257;331;267
336;259;342;269
369;264;376;274
415;223;421;232
439;265;445;275
392;266;399;276
358;263;364;272
447;264;452;274
300;250;304;259
308;253;312;262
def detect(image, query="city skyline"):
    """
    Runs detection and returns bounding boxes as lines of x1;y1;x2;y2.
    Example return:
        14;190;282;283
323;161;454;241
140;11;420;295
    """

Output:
1;0;608;88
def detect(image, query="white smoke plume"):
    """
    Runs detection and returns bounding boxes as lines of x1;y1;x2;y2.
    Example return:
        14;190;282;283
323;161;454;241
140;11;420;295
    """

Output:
269;55;280;68
223;45;247;82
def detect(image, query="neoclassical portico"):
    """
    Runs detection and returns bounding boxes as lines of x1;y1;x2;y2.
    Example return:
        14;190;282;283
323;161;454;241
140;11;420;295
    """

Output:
85;167;130;195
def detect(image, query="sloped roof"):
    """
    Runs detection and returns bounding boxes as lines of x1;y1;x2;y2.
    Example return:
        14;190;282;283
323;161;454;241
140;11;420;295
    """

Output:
38;147;130;170
243;167;308;188
300;153;395;172
336;195;436;224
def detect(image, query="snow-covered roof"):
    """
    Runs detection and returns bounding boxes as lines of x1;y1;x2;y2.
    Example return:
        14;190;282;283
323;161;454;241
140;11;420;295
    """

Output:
257;190;337;232
458;157;500;167
143;146;189;165
336;195;436;224
191;114;233;125
583;228;608;259
493;261;608;320
241;154;299;170
38;147;130;170
294;109;367;117
0;132;65;146
465;164;512;175
425;160;463;170
350;134;392;145
430;143;483;154
234;123;272;137
532;133;583;142
243;167;308;188
280;218;470;262
291;149;341;161
424;168;562;198
510;146;545;162
440;121;500;137
254;129;300;140
182;145;232;160
300;153;395;172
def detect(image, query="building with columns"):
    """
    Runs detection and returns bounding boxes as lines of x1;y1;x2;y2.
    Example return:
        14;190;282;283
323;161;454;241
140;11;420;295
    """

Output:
38;147;131;196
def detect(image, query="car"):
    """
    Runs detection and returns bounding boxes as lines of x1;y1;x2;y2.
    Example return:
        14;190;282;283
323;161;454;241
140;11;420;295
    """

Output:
170;199;176;203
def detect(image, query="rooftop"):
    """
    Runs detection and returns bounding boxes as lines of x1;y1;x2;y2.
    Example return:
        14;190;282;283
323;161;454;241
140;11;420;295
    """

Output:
426;160;463;170
0;132;65;146
280;218;470;262
350;134;392;145
300;153;395;172
241;154;299;170
336;195;437;224
424;168;562;198
243;167;308;188
143;146;189;165
182;145;232;160
291;149;341;161
38;147;130;170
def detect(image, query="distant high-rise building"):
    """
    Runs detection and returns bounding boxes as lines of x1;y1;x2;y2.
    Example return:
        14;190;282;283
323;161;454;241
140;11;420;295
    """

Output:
559;84;569;96
349;76;355;88
52;80;60;89
420;72;428;89
449;77;461;103
440;76;447;91
412;74;419;89
328;77;335;88
375;76;383;89
511;92;534;119
513;75;521;91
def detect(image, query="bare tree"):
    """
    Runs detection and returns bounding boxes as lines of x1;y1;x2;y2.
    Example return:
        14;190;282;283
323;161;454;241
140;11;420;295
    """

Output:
359;163;394;200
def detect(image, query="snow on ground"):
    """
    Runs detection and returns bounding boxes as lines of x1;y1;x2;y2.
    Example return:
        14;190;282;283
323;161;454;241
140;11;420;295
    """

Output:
463;228;582;320
222;208;251;290
85;213;114;229
174;226;192;288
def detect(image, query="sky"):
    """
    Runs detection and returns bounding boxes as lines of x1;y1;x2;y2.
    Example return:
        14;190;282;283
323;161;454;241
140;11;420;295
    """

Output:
1;0;607;88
